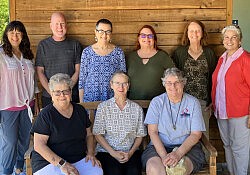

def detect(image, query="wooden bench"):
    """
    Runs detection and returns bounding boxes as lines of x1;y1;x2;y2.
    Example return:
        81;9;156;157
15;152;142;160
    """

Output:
25;100;217;175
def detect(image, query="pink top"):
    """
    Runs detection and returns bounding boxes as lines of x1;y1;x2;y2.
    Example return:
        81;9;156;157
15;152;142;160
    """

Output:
214;47;244;119
0;48;38;113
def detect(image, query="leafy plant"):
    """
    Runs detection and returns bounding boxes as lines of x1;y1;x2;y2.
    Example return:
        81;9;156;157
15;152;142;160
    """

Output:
0;0;9;41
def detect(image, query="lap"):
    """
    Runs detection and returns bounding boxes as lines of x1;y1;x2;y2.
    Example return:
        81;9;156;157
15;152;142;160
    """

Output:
34;158;103;175
142;142;205;173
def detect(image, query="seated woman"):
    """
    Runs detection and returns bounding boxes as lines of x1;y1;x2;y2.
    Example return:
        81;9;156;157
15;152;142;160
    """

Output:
142;68;206;175
93;71;147;175
31;73;103;175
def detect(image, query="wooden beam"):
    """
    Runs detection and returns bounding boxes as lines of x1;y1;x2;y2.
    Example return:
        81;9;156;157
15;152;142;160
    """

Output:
9;0;16;20
226;0;233;25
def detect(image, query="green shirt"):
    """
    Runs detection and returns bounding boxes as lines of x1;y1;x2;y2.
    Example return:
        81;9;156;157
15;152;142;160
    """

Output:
126;50;174;100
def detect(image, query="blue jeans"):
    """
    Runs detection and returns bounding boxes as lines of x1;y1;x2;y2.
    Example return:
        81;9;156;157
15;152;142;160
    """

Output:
0;109;32;174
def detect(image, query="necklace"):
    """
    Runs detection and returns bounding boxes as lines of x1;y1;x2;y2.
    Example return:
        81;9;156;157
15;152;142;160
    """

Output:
168;95;183;130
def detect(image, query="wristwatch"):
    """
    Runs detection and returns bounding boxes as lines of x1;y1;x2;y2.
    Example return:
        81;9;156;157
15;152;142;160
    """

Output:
57;159;66;168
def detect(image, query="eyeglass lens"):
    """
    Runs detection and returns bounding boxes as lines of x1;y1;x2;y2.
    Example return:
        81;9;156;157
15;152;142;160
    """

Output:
96;29;112;35
140;33;154;39
53;89;71;96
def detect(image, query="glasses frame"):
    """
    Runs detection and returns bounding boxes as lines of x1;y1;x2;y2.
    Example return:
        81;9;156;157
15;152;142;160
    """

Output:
165;81;182;87
96;29;112;35
52;89;72;96
112;81;129;87
139;33;154;39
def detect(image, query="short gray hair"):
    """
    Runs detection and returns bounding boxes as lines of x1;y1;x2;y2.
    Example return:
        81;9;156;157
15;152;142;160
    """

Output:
110;70;129;83
48;73;73;91
161;68;187;87
222;25;242;41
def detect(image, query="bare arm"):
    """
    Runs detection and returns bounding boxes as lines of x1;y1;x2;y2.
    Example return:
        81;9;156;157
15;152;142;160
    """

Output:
71;63;80;87
85;127;101;167
164;131;202;167
34;133;79;175
95;134;124;162
36;66;50;95
34;133;61;166
128;137;142;156
148;124;168;160
79;89;84;103
176;131;201;158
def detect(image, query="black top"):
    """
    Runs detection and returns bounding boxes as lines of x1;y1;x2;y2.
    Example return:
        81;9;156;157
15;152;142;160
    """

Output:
31;103;91;173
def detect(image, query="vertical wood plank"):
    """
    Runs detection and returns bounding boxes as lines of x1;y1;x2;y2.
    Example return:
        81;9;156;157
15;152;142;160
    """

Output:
9;0;16;20
226;0;233;25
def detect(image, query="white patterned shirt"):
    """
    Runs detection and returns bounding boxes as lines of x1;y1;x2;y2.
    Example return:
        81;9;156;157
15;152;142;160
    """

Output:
93;97;147;152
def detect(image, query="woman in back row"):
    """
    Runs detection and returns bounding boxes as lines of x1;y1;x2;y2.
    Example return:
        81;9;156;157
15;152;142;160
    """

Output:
126;25;174;101
172;20;218;138
79;18;126;103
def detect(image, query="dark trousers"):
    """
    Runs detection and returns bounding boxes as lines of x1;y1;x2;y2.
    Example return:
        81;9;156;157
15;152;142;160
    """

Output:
42;94;79;108
96;150;142;175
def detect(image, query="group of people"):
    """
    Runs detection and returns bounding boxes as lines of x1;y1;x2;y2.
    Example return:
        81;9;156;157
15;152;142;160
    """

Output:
0;11;249;175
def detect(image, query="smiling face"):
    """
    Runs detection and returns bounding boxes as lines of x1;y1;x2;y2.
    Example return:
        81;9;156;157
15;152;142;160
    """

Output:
223;30;241;55
138;27;155;48
164;75;184;99
187;22;203;44
51;83;72;107
95;23;112;44
50;13;67;41
7;29;22;48
110;74;129;97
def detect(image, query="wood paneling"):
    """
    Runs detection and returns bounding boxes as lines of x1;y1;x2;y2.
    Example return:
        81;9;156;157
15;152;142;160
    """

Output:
24;21;226;35
16;0;227;11
16;9;227;23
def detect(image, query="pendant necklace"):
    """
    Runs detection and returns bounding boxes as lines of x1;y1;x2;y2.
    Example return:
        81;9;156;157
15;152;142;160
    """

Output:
168;95;183;130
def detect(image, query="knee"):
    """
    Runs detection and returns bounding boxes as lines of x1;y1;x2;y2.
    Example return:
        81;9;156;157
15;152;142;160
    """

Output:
146;157;165;175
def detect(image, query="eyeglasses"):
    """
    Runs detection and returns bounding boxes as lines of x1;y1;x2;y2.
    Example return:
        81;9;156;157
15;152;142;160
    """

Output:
96;29;112;35
139;33;154;39
223;35;238;41
165;81;182;87
112;81;129;87
52;89;71;96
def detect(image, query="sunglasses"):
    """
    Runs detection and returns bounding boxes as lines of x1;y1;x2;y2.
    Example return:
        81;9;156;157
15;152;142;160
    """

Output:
52;89;71;96
139;33;154;39
96;29;112;35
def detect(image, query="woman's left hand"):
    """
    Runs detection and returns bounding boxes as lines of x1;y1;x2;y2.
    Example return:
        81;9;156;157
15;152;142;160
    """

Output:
85;154;102;167
118;151;132;164
163;151;182;167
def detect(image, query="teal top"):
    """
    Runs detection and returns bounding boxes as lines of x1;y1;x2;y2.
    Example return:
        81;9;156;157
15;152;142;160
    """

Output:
126;50;174;100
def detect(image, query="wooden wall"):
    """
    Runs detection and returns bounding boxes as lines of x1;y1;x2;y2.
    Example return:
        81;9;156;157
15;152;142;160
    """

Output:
10;0;232;57
10;0;232;162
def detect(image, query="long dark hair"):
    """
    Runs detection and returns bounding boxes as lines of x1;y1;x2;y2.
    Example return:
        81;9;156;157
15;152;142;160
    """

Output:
136;25;159;50
2;21;34;60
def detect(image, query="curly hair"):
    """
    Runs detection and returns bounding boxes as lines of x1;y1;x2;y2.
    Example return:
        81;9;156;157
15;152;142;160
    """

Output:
2;21;34;60
136;25;160;50
181;20;208;46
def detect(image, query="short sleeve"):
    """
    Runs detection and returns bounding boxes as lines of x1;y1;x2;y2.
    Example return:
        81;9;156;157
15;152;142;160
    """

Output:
30;109;51;136
92;103;106;135
144;96;163;125
35;41;44;67
136;106;147;137
74;41;83;64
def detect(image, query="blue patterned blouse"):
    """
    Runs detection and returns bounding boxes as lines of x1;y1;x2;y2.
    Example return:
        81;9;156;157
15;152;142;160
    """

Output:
79;45;126;102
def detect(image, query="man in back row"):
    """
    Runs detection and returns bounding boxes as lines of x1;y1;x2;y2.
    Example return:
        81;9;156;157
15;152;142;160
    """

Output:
36;12;83;107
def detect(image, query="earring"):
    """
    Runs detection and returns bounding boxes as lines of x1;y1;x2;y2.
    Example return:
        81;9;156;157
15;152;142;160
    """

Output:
109;39;112;43
95;36;98;42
